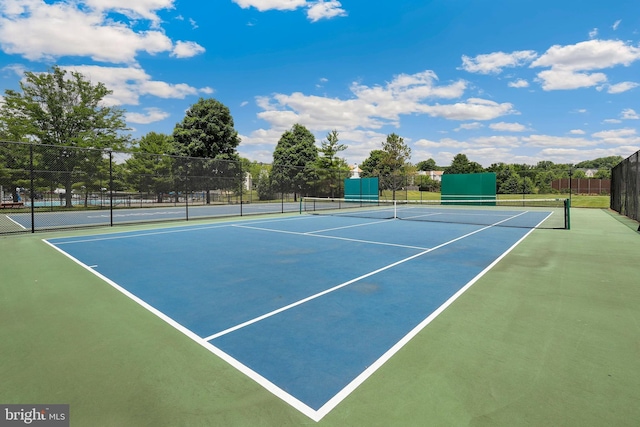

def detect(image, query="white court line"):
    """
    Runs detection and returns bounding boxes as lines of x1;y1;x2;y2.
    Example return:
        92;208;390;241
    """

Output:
4;214;27;230
50;214;317;245
304;218;390;234
205;211;529;342
231;223;431;251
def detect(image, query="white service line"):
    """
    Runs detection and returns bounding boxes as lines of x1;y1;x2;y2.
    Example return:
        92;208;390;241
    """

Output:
231;223;431;251
204;213;528;342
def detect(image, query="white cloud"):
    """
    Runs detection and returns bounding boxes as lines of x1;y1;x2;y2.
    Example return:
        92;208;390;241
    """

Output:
538;147;639;163
603;119;622;124
613;19;621;30
460;50;537;74
607;81;639;94
531;39;640;91
420;98;516;121
307;1;347;22
592;127;637;140
489;122;528;132
126;107;171;124
621;108;639;120
590;128;640;148
239;128;286;146
0;1;201;64
532;40;640;87
233;0;347;22
83;0;175;25
233;0;307;11
1;63;27;77
469;135;520;147
532;39;640;71
569;129;586;135
589;28;598;39
415;137;472;149
535;69;607;91
523;134;596;148
454;122;483;131
61;65;209;106
508;79;529;88
171;41;206;58
412;130;640;168
255;70;484;133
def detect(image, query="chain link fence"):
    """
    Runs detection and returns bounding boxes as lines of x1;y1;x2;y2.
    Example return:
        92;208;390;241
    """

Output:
0;141;355;234
611;150;639;222
1;140;617;234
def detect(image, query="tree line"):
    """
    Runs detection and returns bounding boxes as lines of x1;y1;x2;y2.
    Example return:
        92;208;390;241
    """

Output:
0;67;621;205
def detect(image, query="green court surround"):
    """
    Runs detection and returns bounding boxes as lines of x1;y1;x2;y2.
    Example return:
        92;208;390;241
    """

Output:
1;208;638;426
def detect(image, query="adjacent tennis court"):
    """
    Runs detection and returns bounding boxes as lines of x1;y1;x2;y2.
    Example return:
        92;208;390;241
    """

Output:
45;207;550;421
5;201;300;230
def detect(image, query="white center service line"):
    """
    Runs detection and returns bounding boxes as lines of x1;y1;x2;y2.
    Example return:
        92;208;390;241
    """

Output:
231;223;430;251
204;212;528;342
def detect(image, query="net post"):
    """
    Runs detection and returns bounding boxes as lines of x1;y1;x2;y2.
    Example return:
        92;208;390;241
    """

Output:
565;198;571;230
300;197;302;215
394;200;397;219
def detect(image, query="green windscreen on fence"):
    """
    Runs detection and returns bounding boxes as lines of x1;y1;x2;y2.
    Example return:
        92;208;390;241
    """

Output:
441;173;496;204
344;177;379;201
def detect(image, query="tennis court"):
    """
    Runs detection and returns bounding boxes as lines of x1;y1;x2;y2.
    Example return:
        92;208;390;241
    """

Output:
45;206;553;421
2;206;639;426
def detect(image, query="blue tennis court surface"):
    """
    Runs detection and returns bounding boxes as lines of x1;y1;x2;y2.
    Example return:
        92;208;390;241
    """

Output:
46;214;540;421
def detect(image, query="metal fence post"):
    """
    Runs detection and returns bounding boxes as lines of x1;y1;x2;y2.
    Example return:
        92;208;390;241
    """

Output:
30;144;35;233
109;150;113;227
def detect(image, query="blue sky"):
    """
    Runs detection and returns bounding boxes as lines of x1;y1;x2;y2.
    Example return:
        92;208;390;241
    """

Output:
1;0;639;167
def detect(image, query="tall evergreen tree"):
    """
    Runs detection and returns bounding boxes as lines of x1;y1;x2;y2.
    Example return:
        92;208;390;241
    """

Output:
271;124;318;200
173;98;241;202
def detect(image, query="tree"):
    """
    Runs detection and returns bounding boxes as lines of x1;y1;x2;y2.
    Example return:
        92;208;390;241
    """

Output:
594;168;611;179
572;169;587;179
360;150;386;178
416;158;438;171
444;153;484;174
380;133;411;199
125;132;175;202
0;66;129;207
316;130;348;197
173;98;240;158
575;156;623;169
271;124;318;201
173;98;242;203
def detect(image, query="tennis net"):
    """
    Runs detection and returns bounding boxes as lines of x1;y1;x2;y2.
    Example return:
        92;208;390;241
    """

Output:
301;197;570;229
